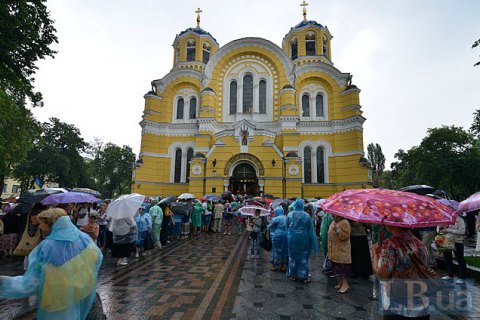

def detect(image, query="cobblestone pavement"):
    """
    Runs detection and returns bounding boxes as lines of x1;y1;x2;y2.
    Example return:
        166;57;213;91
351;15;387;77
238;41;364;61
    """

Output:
2;233;480;320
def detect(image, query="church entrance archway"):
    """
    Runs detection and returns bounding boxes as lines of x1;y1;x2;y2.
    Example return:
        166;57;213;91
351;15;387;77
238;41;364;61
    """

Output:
229;162;259;196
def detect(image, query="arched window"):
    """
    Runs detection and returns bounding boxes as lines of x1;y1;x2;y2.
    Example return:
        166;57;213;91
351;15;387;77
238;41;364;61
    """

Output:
202;43;211;64
316;147;325;183
306;32;316;56
176;98;184;119
302;94;310;117
259;80;267;114
189;97;197;119
175;44;181;63
186;39;196;61
316;93;324;117
322;36;328;57
243;75;253;114
186;148;194;181
174;149;182;183
304;147;312;183
290;37;298;60
229;81;237;114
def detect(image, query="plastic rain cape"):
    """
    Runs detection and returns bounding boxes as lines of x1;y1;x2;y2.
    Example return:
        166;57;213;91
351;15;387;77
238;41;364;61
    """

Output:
267;206;288;265
286;199;318;279
0;216;103;320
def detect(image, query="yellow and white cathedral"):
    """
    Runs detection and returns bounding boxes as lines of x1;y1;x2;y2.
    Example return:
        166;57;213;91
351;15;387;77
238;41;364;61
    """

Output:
132;7;370;199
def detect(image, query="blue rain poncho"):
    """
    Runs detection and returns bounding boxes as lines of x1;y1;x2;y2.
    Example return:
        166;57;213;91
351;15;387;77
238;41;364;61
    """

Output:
0;216;103;320
267;206;288;268
286;198;318;280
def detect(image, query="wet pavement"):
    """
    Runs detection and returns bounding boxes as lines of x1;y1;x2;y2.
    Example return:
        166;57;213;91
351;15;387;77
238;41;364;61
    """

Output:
1;232;480;319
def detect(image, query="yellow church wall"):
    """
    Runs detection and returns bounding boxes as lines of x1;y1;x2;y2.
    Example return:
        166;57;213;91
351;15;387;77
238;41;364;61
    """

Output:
206;48;290;98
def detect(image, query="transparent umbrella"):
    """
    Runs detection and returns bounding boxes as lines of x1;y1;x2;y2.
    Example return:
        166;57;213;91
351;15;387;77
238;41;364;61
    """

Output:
106;193;145;220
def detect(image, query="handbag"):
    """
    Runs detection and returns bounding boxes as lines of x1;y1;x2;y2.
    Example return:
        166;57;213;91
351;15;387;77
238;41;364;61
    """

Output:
0;219;4;235
434;234;455;252
259;231;272;252
14;214;41;256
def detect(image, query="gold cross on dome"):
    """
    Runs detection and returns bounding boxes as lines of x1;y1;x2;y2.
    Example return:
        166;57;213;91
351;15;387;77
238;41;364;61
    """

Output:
300;1;309;21
195;7;202;28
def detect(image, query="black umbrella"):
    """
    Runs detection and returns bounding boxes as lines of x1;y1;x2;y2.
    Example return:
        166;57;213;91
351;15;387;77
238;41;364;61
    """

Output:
159;196;177;206
170;202;193;215
400;185;436;196
18;189;66;205
72;188;102;198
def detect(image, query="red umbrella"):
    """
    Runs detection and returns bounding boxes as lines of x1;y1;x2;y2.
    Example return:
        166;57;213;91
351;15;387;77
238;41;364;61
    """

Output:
320;188;457;228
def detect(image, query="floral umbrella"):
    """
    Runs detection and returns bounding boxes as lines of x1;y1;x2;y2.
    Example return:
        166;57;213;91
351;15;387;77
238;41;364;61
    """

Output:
320;188;457;228
457;192;480;213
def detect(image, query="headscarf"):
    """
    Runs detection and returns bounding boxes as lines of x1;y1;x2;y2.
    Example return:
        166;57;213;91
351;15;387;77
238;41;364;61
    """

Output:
292;198;304;211
274;206;284;217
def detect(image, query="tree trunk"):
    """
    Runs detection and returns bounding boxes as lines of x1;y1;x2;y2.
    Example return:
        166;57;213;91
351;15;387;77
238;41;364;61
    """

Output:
0;174;5;198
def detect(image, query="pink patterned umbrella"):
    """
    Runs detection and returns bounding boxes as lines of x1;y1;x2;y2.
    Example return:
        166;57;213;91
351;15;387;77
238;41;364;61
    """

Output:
457;192;480;213
320;188;457;228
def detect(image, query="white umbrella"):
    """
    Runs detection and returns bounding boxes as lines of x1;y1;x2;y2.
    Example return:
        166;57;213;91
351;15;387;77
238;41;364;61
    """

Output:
106;193;145;220
238;205;270;217
178;193;196;200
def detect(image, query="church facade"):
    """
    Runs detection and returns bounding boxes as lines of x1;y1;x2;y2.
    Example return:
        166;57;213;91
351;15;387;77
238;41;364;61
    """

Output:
132;12;370;199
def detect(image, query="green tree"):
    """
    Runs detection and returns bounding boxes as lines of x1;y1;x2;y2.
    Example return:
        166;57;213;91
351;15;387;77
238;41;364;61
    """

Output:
367;143;386;187
90;143;136;199
0;0;58;106
0;89;40;197
470;109;480;138
390;126;480;200
14;118;88;190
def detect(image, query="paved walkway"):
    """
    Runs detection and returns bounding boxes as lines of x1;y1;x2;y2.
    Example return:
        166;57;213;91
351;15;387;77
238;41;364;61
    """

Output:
2;232;480;319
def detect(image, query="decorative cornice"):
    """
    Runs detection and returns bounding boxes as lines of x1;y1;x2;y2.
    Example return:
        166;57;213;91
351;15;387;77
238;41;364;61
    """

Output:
330;151;365;157
283;24;333;45
174;61;206;72
172;30;219;47
280;104;297;112
139;151;168;158
144;93;162;100
140;116;365;137
339;87;362;95
152;69;203;96
280;87;296;95
203;37;295;86
293;55;333;67
295;62;350;88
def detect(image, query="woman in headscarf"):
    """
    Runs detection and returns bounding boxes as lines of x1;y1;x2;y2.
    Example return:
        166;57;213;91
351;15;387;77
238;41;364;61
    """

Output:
286;198;318;283
191;202;203;236
267;206;288;272
328;215;351;293
0;208;103;320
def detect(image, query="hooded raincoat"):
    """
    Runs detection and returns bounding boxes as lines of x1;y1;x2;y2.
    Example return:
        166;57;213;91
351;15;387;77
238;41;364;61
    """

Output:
0;216;103;320
286;199;318;280
191;202;203;228
267;206;288;269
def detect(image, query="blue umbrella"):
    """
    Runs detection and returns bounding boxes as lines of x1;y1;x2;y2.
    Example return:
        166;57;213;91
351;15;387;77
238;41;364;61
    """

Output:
41;192;99;205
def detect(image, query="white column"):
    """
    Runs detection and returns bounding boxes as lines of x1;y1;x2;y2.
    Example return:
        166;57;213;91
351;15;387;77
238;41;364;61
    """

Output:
253;82;259;113
181;149;187;182
312;149;317;183
237;84;243;115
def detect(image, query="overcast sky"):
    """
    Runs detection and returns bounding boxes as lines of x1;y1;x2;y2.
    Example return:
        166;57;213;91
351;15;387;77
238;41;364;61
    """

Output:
33;0;480;166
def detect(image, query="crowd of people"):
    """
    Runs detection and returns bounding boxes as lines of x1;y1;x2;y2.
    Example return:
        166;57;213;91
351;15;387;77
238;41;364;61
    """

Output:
0;192;478;320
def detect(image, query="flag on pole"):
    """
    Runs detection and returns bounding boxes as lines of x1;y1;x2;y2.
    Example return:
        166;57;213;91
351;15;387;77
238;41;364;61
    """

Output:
33;177;42;190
